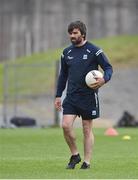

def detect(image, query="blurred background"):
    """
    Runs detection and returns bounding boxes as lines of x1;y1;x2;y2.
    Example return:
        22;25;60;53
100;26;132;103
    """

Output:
0;0;138;128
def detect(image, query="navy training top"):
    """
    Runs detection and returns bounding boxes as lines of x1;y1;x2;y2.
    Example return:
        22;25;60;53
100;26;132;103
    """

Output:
56;41;113;97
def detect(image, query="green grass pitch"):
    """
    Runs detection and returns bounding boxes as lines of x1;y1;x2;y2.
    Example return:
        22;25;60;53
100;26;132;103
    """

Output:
0;128;138;179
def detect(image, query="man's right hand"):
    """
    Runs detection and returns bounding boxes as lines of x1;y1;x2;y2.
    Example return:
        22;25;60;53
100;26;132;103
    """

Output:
55;97;62;111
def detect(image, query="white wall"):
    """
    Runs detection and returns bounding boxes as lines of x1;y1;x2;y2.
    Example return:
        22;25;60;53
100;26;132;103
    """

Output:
0;0;138;61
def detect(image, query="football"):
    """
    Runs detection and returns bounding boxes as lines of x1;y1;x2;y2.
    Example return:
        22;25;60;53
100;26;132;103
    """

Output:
85;70;103;87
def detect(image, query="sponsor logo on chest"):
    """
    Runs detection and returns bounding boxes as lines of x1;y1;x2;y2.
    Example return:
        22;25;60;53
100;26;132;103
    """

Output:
83;54;88;60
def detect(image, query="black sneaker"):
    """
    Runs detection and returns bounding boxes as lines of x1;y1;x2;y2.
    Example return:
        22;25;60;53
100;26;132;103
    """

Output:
80;162;90;169
66;154;81;169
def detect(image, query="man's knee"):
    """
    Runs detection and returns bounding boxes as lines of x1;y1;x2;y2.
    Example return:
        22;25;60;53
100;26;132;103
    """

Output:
83;122;93;138
83;127;92;138
62;121;70;130
62;115;75;130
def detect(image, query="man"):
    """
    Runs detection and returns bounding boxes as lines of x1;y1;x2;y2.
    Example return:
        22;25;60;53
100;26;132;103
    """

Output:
55;21;113;169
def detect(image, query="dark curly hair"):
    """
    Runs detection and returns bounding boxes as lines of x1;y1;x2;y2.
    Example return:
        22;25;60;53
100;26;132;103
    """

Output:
68;21;87;39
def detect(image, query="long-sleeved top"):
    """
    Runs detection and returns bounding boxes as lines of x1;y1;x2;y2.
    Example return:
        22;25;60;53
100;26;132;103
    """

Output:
56;41;113;97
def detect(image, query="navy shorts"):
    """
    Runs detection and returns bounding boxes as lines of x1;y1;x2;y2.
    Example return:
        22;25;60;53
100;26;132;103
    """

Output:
62;93;99;120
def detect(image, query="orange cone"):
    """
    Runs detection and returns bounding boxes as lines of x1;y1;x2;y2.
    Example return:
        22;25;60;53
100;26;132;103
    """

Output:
104;127;119;136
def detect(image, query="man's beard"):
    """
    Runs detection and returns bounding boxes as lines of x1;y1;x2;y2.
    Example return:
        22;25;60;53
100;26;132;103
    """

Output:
71;37;82;45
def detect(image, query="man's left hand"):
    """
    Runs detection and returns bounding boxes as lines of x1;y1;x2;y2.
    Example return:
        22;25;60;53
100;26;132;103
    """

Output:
89;77;105;89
